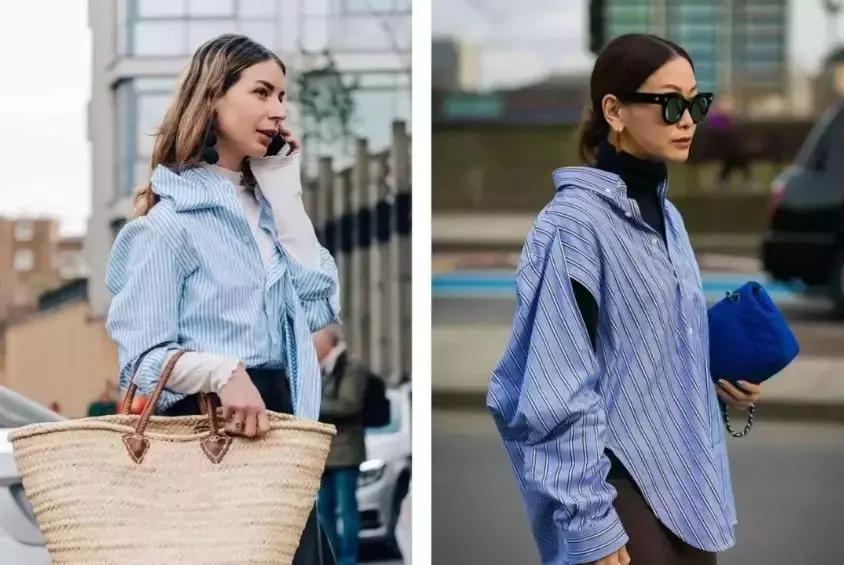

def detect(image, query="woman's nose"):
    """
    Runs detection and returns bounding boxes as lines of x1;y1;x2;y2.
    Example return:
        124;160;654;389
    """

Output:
269;100;287;121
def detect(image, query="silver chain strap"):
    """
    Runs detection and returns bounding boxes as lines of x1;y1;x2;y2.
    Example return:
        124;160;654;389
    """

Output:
722;402;755;438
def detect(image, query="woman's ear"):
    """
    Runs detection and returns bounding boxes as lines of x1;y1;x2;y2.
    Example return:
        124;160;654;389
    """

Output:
601;94;625;136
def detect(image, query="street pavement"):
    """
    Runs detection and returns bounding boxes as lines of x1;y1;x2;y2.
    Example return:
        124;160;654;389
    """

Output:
433;409;844;565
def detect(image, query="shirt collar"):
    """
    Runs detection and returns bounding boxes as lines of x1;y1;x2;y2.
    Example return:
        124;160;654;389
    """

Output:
552;165;669;213
151;163;265;211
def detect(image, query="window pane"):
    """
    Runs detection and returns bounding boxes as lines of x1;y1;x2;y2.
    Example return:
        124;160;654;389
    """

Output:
14;221;34;242
14;250;34;272
329;15;410;52
187;0;234;17
135;77;178;91
240;21;276;50
134;21;185;55
302;16;328;51
135;159;151;189
302;0;330;16
343;0;397;13
240;0;277;18
188;20;236;52
137;93;171;158
138;0;185;17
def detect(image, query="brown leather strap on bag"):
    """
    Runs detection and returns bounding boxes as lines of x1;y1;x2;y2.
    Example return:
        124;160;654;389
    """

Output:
119;347;231;465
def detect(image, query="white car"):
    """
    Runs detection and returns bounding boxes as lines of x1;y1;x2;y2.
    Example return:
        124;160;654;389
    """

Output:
0;387;61;564
357;382;411;553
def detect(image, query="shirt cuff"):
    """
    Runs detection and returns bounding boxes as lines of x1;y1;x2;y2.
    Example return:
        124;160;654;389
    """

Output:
566;508;629;565
163;350;242;395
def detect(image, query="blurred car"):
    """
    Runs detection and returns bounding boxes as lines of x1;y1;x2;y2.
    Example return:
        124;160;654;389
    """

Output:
357;382;411;553
762;103;844;314
0;386;62;564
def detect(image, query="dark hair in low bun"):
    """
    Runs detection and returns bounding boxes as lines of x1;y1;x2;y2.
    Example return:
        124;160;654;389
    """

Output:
578;33;694;163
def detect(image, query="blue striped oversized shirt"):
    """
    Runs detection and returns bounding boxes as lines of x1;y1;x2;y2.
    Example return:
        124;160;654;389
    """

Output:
105;164;340;419
487;167;736;564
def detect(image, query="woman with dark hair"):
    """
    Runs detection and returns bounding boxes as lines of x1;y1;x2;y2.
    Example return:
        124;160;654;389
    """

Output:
106;34;339;563
488;34;763;565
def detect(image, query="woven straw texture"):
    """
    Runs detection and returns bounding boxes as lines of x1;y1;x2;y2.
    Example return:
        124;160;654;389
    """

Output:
9;411;335;564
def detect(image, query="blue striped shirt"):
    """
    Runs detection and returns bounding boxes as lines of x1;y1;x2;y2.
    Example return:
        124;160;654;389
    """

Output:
487;167;736;564
105;164;340;419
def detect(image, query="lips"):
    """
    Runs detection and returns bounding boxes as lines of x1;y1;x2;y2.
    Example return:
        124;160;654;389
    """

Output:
257;129;275;143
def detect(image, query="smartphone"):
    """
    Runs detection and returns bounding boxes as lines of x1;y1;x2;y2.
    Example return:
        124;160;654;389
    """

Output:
265;133;287;157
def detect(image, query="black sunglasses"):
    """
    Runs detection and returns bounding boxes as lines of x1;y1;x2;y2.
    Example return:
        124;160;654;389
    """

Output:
617;92;714;125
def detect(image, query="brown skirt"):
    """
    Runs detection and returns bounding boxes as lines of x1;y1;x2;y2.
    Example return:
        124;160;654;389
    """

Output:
610;475;718;565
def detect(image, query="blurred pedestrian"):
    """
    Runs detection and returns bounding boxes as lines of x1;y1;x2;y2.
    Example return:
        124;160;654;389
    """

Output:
105;34;340;564
706;94;752;187
86;380;118;416
315;325;367;565
488;34;763;565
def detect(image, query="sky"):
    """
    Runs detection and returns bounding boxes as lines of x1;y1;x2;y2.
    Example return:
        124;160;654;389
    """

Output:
1;0;843;236
0;1;91;237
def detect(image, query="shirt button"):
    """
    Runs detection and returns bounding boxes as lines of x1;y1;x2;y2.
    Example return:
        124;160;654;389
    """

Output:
687;326;694;336
624;212;632;218
651;238;659;246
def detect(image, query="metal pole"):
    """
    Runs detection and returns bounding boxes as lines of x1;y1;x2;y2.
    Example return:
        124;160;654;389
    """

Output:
391;121;412;384
350;138;371;365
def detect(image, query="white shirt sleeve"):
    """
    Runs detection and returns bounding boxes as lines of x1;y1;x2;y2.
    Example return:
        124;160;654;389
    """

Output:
162;350;242;395
250;150;322;269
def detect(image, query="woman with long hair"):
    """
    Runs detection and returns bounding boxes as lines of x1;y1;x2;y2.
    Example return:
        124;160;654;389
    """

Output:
105;34;339;563
488;34;763;565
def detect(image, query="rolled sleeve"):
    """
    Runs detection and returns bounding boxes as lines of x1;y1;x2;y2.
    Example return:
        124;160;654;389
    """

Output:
293;246;342;331
105;217;187;403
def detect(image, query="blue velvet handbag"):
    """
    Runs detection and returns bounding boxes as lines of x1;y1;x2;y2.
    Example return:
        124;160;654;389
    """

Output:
707;281;800;437
707;281;800;385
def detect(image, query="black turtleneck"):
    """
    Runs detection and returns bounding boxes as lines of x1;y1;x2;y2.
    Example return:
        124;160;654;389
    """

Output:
595;141;668;242
571;142;669;482
571;141;669;351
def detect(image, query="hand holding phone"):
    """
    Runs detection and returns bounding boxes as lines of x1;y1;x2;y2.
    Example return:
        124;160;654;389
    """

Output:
265;133;287;157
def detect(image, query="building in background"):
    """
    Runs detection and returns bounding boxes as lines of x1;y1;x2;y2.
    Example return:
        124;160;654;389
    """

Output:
0;217;88;388
432;37;478;92
0;218;87;324
590;0;788;117
86;0;411;319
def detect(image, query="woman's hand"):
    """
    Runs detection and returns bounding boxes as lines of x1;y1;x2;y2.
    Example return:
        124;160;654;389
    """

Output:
716;379;762;409
278;123;300;154
587;545;631;565
217;363;270;438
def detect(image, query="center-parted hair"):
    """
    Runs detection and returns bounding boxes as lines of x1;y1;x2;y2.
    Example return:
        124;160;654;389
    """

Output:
132;34;286;218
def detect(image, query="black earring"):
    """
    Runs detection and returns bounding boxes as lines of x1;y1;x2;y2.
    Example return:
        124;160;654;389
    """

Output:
201;118;219;164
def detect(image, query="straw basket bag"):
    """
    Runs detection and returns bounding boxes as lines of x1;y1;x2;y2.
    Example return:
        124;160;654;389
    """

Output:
8;350;336;564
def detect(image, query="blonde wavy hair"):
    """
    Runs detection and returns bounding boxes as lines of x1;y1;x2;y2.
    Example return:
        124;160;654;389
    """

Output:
131;34;286;218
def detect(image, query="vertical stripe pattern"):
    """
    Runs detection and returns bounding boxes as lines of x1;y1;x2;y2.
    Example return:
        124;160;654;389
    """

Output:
487;167;736;564
105;164;341;419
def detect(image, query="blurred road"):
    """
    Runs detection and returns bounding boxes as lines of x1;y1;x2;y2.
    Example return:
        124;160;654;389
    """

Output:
433;410;844;565
432;263;844;411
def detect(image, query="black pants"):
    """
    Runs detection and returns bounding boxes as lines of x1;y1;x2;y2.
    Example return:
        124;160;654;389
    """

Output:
162;367;336;565
610;475;717;565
